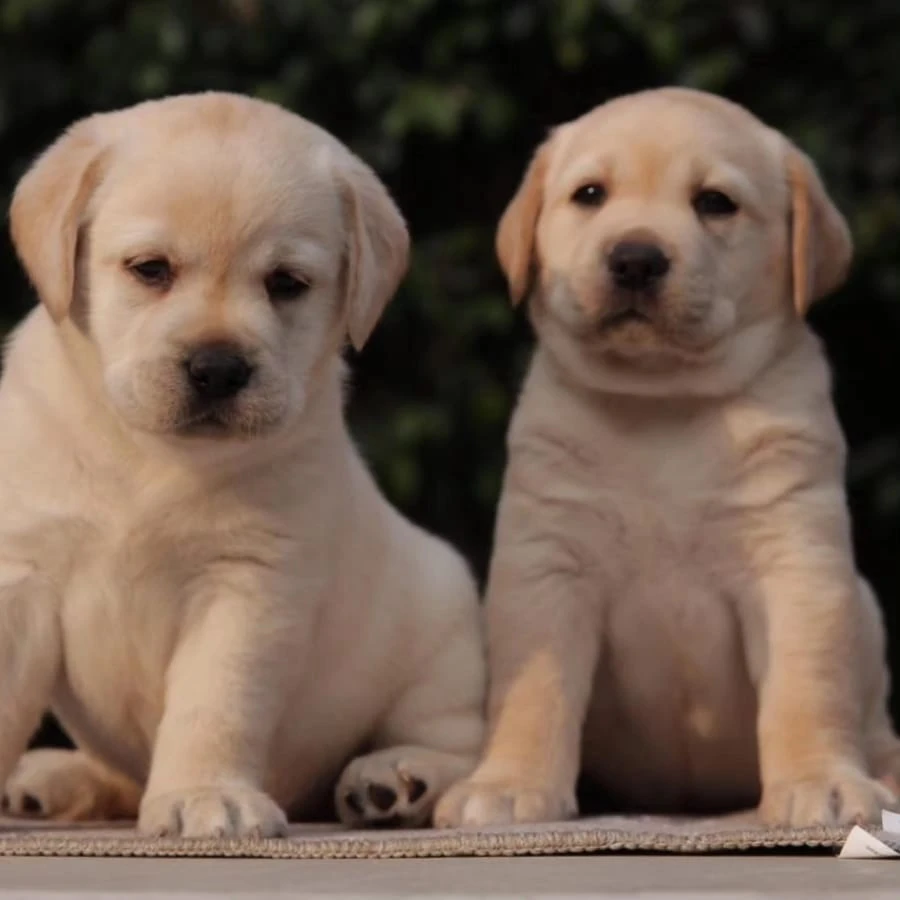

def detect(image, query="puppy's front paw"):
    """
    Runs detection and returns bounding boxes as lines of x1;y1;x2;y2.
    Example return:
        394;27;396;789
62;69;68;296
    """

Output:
434;775;576;828
139;782;287;838
337;748;450;828
760;767;896;827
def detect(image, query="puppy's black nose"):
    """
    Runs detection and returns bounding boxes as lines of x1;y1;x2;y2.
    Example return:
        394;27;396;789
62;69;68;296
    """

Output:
607;241;670;290
185;343;253;401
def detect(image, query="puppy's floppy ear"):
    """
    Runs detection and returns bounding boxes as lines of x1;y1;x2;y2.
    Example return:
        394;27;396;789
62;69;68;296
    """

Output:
10;118;108;323
338;154;410;351
784;142;852;316
496;137;552;306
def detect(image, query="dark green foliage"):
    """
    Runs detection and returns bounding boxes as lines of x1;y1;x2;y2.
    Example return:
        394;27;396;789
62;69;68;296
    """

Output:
2;1;900;718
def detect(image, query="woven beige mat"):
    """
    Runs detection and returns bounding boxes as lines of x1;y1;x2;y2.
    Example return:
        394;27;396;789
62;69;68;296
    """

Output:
0;811;847;858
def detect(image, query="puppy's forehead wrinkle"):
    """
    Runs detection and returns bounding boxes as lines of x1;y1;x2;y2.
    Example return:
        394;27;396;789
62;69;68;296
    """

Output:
557;138;770;196
94;105;344;250
548;92;782;204
97;162;340;270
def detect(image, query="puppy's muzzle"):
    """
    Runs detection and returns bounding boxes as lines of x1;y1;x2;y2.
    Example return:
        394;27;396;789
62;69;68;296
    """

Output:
184;342;254;404
607;241;670;291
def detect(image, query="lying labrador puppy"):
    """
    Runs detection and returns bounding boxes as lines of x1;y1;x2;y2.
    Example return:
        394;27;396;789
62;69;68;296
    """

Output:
435;87;900;829
0;92;484;837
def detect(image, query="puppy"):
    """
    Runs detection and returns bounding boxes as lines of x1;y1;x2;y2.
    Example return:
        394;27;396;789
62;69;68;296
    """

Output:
0;92;484;837
435;87;900;829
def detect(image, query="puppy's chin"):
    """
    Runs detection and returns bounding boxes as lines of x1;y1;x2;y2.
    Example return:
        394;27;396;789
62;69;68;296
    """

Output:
542;283;729;364
107;385;293;444
593;318;722;366
153;395;295;442
173;408;285;441
535;285;777;399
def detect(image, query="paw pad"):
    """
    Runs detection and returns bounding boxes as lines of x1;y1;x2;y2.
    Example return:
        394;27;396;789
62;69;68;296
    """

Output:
407;777;427;803
22;793;42;815
2;790;44;817
367;784;397;812
340;767;432;828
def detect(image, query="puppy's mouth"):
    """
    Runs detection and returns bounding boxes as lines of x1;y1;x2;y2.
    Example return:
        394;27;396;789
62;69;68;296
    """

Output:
176;409;232;437
174;399;247;438
597;294;657;332
173;401;286;441
599;306;651;331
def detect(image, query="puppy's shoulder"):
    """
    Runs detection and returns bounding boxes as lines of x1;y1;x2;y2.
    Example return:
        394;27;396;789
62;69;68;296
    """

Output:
390;506;478;613
727;324;845;474
745;325;838;429
339;446;478;623
0;308;90;455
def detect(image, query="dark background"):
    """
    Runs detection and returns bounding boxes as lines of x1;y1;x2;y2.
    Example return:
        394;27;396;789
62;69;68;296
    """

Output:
0;0;898;749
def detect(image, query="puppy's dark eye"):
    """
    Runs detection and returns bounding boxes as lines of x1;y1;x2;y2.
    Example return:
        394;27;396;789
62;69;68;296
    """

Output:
265;269;310;302
571;183;607;207
128;258;173;289
693;189;738;217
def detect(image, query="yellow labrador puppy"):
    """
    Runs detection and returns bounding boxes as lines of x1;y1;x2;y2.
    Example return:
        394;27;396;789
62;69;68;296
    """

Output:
436;87;900;829
0;92;484;836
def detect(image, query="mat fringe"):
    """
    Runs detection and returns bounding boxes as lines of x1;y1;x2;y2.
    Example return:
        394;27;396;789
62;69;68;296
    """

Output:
0;819;848;859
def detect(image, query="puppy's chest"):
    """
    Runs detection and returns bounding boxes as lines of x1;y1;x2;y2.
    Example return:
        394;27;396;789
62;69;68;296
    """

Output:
76;510;212;597
582;429;731;536
62;517;205;675
56;509;210;740
63;495;286;644
528;415;746;577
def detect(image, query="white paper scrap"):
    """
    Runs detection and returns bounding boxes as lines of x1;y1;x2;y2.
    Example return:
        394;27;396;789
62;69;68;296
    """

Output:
881;809;900;833
838;824;900;859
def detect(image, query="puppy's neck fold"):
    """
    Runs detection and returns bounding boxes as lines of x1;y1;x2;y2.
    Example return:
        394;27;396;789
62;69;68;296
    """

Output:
533;308;806;406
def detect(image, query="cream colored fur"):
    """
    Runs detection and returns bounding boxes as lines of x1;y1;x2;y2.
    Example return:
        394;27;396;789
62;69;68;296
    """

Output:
436;88;900;829
0;92;484;837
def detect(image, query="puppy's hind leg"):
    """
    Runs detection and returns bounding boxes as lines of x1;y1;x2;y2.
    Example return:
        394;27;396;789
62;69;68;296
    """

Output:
0;564;61;788
4;749;141;821
335;610;486;829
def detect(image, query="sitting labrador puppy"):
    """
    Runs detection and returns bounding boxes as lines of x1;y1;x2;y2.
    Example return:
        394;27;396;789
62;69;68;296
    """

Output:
435;87;900;829
0;92;484;837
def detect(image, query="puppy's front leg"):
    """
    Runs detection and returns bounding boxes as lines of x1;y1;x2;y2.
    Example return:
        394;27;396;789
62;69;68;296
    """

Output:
0;563;61;788
139;567;298;838
435;492;600;827
747;504;895;826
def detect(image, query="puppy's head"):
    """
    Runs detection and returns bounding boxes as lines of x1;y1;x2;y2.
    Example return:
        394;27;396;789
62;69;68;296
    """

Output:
498;88;851;396
10;93;408;439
